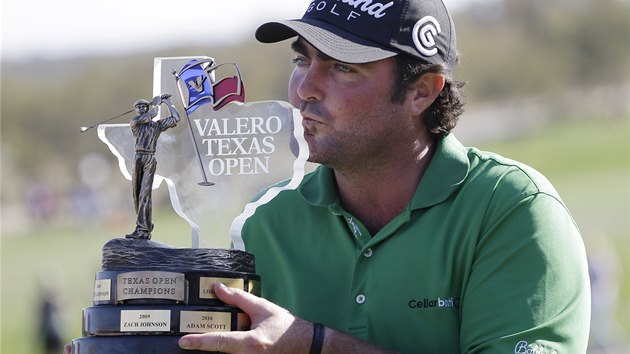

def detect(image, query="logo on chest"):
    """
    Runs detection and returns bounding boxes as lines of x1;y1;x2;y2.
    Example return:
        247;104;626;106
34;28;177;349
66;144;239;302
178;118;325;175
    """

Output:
408;297;460;309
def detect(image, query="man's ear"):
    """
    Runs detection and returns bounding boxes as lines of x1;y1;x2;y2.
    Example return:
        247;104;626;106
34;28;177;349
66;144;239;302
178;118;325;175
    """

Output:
409;73;445;116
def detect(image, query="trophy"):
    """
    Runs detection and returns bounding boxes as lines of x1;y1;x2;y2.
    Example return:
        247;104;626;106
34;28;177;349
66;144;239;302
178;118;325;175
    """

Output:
71;57;309;353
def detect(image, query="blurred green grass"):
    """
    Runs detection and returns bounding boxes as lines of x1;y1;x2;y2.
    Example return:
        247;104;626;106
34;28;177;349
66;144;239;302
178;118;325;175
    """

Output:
1;117;628;353
477;116;629;239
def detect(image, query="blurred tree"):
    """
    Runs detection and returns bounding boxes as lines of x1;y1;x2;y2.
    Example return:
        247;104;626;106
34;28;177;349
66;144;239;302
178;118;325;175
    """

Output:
454;0;630;99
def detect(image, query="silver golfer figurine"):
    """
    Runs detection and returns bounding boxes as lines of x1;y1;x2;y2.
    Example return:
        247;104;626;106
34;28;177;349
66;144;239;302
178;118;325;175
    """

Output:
126;93;180;240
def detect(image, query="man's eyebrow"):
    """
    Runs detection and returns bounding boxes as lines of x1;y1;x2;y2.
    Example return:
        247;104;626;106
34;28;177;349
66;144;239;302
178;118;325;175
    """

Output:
290;39;308;56
290;38;334;62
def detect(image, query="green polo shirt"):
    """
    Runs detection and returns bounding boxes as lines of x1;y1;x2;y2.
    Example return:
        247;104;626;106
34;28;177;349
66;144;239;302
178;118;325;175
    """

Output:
240;134;590;353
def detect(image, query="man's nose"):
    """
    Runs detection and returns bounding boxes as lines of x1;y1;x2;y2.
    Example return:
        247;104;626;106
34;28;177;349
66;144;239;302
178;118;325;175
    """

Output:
295;64;325;103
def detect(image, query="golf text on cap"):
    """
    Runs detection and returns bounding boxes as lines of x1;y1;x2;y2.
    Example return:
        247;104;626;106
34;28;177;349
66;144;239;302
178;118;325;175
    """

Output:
307;0;395;20
413;16;441;56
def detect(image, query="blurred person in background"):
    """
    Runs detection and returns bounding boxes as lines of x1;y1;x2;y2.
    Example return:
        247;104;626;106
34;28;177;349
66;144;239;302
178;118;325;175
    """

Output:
38;281;64;354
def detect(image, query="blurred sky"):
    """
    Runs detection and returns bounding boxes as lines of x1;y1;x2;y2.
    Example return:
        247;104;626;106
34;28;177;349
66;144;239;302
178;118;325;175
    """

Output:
2;0;472;61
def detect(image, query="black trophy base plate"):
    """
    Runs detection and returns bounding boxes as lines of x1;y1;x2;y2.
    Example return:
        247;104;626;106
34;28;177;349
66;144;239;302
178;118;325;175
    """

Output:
82;304;249;336
72;335;221;354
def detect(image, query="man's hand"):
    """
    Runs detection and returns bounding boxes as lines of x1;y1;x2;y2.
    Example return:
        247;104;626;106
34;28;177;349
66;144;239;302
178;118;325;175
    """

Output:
178;283;313;353
149;95;162;107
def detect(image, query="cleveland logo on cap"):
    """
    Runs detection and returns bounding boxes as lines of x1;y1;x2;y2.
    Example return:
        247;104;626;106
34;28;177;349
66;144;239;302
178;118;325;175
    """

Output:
413;16;441;57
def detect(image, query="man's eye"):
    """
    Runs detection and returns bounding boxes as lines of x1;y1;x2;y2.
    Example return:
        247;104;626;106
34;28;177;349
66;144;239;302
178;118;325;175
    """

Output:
334;63;354;73
292;57;308;66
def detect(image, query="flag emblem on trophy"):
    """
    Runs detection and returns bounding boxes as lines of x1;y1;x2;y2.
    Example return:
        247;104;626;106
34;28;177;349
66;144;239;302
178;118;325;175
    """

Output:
171;59;247;187
173;59;245;114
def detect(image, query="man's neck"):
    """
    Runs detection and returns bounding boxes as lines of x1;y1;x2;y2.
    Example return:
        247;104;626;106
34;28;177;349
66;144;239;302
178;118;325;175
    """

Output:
333;138;436;235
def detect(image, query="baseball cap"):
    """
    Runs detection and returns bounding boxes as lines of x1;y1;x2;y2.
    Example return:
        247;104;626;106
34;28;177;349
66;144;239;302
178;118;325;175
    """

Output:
134;99;149;107
256;0;457;71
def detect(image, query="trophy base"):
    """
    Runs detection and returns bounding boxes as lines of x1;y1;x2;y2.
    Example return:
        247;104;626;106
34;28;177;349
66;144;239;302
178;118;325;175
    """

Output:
71;238;259;354
72;335;220;354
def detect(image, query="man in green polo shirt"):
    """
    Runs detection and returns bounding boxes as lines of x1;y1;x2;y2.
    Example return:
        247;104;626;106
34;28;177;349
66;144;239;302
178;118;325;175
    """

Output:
178;0;591;353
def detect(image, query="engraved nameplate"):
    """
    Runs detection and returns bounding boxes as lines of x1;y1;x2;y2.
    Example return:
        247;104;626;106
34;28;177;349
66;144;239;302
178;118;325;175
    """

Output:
199;277;245;299
120;309;171;332
117;271;185;301
179;311;231;333
93;279;111;302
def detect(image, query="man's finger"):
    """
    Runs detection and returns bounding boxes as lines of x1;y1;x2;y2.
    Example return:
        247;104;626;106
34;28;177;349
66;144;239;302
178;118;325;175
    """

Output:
179;331;247;352
212;282;272;317
64;343;72;354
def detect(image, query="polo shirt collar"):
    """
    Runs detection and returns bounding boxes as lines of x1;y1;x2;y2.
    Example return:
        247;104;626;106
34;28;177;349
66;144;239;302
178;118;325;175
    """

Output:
298;164;339;207
298;134;469;209
410;133;469;209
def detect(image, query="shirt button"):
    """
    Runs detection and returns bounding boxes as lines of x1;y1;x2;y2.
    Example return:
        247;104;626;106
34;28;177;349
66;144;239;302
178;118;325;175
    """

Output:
356;294;366;304
363;248;373;258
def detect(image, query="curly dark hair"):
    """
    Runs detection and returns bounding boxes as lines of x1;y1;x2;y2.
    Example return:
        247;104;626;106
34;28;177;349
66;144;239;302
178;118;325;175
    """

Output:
391;54;466;137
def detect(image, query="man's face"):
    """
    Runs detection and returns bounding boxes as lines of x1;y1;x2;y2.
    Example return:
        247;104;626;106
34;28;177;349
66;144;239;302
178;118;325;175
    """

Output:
289;38;414;171
135;104;148;114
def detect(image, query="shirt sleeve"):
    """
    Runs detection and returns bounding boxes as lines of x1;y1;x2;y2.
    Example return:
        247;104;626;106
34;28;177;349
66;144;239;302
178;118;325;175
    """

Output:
131;108;158;126
158;116;179;130
459;191;591;353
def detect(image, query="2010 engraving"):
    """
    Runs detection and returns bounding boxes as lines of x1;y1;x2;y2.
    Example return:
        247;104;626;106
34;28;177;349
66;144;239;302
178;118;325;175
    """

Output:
179;311;231;333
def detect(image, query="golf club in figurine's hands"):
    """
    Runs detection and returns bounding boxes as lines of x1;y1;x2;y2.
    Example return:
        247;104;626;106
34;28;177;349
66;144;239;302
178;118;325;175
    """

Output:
79;109;135;133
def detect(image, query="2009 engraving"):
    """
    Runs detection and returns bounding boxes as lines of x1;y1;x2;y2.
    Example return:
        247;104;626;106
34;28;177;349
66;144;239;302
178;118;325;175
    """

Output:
117;271;185;301
120;310;171;332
